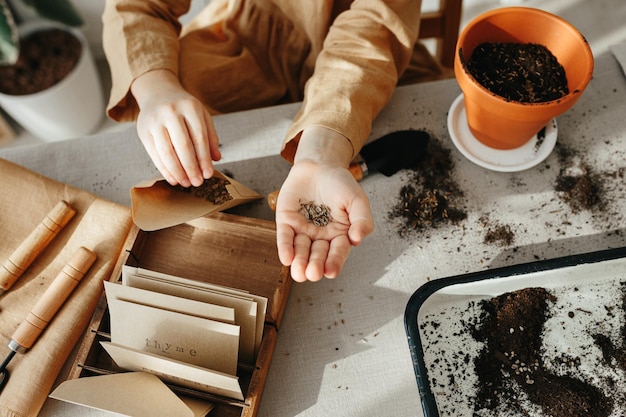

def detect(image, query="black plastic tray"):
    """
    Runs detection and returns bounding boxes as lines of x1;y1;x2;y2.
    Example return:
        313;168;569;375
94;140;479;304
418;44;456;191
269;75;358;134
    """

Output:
404;246;626;417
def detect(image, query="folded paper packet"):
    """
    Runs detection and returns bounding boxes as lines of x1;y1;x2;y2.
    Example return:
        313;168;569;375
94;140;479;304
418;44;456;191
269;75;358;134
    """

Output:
50;372;214;417
130;170;263;231
0;158;133;417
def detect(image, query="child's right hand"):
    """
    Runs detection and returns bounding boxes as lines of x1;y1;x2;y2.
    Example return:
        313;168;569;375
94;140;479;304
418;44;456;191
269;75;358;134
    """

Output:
131;69;222;187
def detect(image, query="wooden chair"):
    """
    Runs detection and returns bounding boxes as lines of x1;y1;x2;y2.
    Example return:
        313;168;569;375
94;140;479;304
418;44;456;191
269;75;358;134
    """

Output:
418;0;463;70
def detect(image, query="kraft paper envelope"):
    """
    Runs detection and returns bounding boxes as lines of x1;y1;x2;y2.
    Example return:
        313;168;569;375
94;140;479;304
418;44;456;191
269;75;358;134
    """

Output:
135;266;251;294
50;372;214;417
101;342;245;401
123;266;258;364
130;266;268;356
104;280;236;324
108;297;240;375
130;170;262;231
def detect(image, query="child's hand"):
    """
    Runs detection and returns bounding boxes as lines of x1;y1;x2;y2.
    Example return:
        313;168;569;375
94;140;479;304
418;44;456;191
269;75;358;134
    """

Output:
131;70;221;187
275;127;374;281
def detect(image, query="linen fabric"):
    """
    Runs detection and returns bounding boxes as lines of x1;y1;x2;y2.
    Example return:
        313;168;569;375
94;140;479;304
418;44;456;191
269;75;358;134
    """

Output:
0;159;133;417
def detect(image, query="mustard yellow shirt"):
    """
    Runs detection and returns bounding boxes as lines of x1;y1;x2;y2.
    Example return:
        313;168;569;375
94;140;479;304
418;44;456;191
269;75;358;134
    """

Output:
102;0;442;161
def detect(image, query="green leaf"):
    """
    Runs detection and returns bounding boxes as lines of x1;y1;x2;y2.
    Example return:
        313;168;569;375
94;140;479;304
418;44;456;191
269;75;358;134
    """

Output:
29;0;84;27
0;0;18;65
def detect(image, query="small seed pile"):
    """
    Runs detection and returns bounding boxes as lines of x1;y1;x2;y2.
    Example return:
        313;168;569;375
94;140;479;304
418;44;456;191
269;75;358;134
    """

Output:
300;201;332;227
175;177;233;205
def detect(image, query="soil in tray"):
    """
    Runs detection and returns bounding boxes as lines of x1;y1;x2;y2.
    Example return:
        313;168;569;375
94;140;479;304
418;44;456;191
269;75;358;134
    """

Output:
473;287;614;417
419;279;626;417
0;28;81;95
466;42;569;103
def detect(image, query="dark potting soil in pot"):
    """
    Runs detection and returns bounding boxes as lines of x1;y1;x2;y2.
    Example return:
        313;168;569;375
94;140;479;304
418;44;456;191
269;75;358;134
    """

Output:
466;42;569;103
0;28;81;95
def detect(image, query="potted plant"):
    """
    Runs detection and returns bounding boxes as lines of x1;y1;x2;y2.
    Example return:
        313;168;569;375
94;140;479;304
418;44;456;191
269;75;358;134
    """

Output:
0;0;104;142
454;7;594;150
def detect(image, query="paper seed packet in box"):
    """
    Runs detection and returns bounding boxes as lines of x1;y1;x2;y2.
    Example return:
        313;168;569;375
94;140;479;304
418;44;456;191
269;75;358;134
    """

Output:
130;170;263;231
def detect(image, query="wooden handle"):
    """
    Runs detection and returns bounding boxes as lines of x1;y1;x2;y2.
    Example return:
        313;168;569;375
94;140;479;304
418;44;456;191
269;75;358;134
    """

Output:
267;190;280;211
0;200;76;293
267;162;365;211
348;163;365;182
10;246;97;351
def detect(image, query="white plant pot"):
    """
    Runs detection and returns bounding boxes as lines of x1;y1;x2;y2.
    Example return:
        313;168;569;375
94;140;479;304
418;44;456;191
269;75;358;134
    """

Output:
0;21;105;142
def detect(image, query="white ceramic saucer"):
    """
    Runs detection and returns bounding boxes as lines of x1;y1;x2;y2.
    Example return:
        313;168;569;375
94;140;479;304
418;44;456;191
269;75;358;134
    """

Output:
447;94;557;172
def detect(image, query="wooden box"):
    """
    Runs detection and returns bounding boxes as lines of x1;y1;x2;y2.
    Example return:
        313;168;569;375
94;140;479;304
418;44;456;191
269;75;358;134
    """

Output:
68;212;292;417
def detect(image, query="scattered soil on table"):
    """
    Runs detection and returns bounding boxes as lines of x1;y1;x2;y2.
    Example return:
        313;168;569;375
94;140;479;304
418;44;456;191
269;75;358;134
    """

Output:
0;28;81;95
389;138;467;235
534;125;547;152
466;42;569;103
472;287;613;417
590;282;626;374
175;177;233;205
479;216;515;246
554;144;604;213
300;201;332;227
593;331;626;371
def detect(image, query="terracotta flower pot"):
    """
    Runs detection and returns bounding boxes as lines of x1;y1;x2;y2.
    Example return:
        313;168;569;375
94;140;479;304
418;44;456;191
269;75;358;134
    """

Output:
454;7;594;149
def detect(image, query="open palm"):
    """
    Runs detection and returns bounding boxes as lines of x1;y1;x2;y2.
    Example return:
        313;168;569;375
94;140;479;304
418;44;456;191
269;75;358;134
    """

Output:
275;161;374;282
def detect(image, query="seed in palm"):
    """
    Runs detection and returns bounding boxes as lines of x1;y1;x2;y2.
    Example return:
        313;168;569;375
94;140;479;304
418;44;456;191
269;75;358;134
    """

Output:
300;201;332;227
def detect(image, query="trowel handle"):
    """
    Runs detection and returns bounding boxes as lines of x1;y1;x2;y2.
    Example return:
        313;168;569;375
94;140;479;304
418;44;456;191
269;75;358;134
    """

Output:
10;247;97;352
0;200;76;293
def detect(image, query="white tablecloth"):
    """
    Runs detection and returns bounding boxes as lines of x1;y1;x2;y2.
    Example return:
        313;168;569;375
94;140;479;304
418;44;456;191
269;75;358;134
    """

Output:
2;8;626;417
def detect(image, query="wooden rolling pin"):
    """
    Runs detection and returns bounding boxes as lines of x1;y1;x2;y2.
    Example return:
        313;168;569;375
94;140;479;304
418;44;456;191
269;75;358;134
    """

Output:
9;246;97;353
0;200;76;295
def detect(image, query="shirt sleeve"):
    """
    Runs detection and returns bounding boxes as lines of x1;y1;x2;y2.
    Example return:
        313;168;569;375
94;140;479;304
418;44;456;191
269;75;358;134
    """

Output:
102;0;190;122
280;0;423;162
